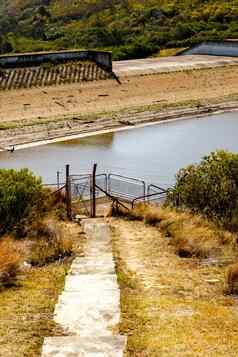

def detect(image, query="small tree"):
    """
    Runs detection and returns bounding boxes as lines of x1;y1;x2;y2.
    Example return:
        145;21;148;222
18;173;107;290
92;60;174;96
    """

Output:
168;150;238;227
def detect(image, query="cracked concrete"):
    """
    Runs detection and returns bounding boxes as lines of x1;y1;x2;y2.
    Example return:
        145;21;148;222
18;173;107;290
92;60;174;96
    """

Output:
41;220;126;357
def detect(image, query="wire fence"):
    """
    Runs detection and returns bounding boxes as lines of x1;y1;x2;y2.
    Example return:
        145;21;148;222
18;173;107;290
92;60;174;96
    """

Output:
68;172;169;205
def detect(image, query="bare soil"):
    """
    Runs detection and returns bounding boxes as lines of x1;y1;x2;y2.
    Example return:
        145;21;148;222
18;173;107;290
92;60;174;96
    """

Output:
1;64;238;148
1;66;238;124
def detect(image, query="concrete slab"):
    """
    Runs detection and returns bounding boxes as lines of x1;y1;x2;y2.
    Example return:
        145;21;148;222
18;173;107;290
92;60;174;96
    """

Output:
42;336;127;357
63;274;118;292
113;55;238;77
42;220;126;356
70;256;115;275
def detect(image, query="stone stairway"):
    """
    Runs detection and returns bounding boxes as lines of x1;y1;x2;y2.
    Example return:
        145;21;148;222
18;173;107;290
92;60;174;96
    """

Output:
41;220;126;356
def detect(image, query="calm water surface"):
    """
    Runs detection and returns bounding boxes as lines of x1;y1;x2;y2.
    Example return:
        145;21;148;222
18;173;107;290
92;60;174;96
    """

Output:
0;111;238;186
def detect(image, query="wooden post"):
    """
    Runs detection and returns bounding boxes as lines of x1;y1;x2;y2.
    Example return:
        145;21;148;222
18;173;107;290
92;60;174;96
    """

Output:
65;164;72;220
91;163;97;218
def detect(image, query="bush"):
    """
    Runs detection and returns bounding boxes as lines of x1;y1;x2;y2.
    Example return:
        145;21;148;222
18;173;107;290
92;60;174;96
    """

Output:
0;237;21;286
0;169;45;234
112;39;160;61
168;150;238;227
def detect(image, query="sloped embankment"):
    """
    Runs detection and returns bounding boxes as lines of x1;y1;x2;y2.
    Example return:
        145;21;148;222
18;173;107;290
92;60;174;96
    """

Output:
0;62;110;91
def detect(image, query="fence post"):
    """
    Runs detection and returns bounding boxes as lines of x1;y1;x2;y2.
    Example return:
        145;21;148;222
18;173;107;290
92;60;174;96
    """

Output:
65;164;72;220
91;163;97;218
57;171;60;189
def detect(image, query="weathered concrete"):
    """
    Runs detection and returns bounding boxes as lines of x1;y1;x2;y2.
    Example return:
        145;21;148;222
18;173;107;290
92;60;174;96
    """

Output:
41;220;126;356
0;50;112;70
42;336;126;357
113;55;238;77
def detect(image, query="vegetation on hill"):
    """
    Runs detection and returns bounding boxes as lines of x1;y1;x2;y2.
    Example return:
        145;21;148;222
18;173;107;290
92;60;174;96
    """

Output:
169;150;238;230
0;1;238;59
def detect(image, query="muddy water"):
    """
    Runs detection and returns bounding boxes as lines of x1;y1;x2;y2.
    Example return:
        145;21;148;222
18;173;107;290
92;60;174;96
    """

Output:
0;111;238;186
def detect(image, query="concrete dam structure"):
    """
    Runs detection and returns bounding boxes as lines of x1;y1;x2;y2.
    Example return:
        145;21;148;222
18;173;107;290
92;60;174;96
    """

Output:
0;50;113;90
179;40;238;57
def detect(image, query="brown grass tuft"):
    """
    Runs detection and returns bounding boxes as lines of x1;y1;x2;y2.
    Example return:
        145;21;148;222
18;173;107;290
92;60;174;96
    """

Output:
29;219;73;266
0;237;21;286
227;263;238;294
112;203;237;259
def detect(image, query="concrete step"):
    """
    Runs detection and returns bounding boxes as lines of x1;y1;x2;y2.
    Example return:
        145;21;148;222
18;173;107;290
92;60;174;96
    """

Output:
63;274;118;292
54;290;120;336
42;335;127;357
70;256;115;275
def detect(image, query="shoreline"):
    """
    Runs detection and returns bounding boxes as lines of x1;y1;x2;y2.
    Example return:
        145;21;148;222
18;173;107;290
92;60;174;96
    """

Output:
2;62;238;152
1;100;238;152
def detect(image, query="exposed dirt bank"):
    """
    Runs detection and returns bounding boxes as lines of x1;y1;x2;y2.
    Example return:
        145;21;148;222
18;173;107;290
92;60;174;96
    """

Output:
1;64;238;149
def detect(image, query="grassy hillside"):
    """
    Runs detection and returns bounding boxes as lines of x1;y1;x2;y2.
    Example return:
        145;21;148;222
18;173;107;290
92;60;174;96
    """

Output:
0;1;238;59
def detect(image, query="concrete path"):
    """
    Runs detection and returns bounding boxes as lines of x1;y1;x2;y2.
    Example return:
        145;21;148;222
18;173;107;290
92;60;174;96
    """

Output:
41;220;126;357
113;54;238;77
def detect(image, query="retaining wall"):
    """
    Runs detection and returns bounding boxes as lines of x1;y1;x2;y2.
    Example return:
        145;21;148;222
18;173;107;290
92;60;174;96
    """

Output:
0;62;111;91
0;50;112;70
179;41;238;57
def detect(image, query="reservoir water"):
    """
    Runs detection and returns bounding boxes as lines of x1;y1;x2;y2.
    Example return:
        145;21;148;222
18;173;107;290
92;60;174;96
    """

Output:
0;111;238;186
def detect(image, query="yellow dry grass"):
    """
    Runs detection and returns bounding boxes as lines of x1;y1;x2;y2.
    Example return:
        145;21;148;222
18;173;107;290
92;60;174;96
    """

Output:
0;220;84;356
111;216;238;357
0;237;22;286
111;204;237;260
0;263;69;357
29;218;74;266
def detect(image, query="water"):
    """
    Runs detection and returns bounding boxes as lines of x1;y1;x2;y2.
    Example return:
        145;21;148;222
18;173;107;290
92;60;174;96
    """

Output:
0;111;238;186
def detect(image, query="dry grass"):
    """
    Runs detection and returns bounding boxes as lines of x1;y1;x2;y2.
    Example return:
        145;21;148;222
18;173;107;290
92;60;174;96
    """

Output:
29;218;73;266
0;220;84;356
110;203;237;260
227;263;238;294
0;237;22;286
0;263;69;357
158;48;186;57
111;217;238;356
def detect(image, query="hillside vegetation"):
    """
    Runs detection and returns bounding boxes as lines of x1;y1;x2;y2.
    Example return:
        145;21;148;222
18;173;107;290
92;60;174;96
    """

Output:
0;1;238;59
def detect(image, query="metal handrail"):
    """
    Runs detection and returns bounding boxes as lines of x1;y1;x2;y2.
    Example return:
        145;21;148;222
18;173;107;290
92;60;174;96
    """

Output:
148;183;168;193
95;183;130;211
50;184;66;195
108;173;146;200
131;190;168;208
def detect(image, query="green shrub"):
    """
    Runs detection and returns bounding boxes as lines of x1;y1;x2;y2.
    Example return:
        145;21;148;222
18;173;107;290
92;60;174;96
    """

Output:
113;39;160;61
0;169;45;234
168;150;238;227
